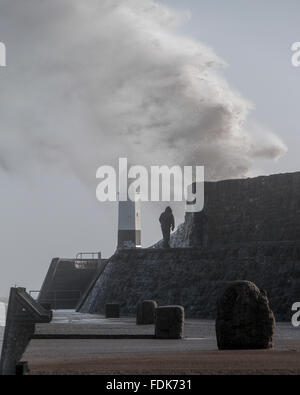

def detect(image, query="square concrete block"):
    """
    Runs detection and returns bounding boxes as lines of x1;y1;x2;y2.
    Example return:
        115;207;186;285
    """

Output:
136;300;158;325
105;303;120;318
155;306;184;339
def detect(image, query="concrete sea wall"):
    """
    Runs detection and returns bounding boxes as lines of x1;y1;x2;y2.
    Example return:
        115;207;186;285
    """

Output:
81;172;300;322
80;243;300;322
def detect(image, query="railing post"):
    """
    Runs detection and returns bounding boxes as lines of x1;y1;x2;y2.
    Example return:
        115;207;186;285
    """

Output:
0;288;52;375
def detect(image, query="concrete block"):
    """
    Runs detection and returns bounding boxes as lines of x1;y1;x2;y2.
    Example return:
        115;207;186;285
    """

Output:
136;300;157;325
155;306;184;339
105;303;120;318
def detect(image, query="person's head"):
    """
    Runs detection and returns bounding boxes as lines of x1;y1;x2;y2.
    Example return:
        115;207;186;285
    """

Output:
165;206;172;214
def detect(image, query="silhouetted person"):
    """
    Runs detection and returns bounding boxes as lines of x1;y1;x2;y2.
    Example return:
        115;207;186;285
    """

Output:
159;207;175;248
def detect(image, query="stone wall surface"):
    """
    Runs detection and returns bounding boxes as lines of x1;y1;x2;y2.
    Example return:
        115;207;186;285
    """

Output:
81;243;300;321
181;172;300;247
81;172;300;322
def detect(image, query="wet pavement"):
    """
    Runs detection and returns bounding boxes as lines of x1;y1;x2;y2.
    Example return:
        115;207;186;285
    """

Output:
23;311;300;375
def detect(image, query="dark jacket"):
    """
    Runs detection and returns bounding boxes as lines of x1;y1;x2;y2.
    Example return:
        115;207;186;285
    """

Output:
159;210;175;230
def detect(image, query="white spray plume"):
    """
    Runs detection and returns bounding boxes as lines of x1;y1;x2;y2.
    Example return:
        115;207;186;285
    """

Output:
0;0;287;183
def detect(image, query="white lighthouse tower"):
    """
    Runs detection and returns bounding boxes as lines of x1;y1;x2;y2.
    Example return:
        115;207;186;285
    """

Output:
117;197;141;249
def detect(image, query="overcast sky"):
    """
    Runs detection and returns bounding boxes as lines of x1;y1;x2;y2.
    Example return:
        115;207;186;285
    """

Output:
0;0;299;297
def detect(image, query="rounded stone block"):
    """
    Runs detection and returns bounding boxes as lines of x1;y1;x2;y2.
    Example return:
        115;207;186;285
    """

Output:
155;306;184;339
136;300;158;325
105;303;120;318
216;281;275;350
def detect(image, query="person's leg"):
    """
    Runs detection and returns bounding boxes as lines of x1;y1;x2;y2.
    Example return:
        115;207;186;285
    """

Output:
165;228;170;248
161;226;170;248
162;226;170;248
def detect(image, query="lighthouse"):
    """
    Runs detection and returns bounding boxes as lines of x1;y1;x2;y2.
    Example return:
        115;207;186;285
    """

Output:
117;197;141;249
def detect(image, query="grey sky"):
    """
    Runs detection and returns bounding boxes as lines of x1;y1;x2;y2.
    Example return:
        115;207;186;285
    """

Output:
0;0;299;297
